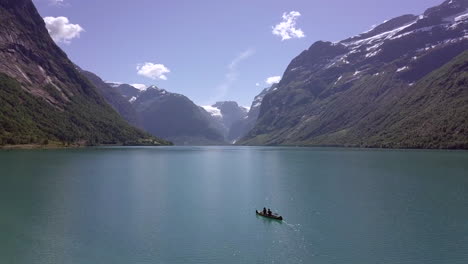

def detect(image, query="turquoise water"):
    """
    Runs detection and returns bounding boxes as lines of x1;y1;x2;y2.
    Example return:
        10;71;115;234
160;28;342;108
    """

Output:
0;146;467;263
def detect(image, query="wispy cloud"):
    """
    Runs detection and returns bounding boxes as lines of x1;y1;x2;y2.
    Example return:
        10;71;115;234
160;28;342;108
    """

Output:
272;11;305;41
212;48;255;102
49;0;66;7
44;16;84;44
136;63;170;80
266;76;281;85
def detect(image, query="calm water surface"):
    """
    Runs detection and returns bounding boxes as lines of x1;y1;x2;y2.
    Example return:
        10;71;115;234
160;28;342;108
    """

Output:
0;146;467;264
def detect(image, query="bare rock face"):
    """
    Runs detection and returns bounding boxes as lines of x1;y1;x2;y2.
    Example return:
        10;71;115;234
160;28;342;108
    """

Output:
0;0;76;105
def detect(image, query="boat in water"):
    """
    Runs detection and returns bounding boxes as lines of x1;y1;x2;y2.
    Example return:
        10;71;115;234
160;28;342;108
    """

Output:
256;210;283;220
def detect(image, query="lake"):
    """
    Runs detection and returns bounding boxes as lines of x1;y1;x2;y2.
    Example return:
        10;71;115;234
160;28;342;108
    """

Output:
0;146;467;264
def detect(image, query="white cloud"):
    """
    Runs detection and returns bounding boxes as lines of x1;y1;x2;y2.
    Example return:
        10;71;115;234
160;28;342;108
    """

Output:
212;48;255;102
136;63;170;80
44;16;84;44
228;49;254;71
131;83;148;91
272;11;305;41
49;0;64;5
256;83;260;87
266;76;281;85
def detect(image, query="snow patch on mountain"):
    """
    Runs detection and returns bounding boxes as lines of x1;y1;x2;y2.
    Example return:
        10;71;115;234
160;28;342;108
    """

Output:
366;49;381;58
252;92;268;108
342;20;418;48
444;8;468;23
131;84;148;91
455;12;468;22
107;82;122;88
397;66;409;72
391;26;438;40
202;105;223;118
334;75;343;85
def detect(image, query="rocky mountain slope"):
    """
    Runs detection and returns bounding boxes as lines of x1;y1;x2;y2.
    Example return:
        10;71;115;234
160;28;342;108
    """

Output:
202;101;248;142
0;0;170;146
80;71;140;127
107;82;142;102
131;86;226;145
229;84;277;142
240;0;468;149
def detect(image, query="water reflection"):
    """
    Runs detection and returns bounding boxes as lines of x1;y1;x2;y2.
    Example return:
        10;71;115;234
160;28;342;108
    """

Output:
0;147;467;264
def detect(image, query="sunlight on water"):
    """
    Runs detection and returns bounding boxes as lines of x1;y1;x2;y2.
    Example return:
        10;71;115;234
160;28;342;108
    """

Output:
0;146;467;264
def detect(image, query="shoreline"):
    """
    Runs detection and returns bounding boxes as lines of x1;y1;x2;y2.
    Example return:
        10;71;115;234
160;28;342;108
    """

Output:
0;143;85;150
0;141;172;150
1;143;468;151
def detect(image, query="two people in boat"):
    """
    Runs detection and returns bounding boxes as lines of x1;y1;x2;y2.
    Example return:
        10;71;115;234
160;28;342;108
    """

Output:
262;207;273;216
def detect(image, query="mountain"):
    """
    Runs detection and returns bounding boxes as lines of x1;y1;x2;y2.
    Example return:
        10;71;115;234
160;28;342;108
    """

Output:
107;82;142;102
80;71;140;127
132;86;226;145
0;0;170;146
240;0;468;149
202;101;248;141
213;102;248;130
229;84;277;142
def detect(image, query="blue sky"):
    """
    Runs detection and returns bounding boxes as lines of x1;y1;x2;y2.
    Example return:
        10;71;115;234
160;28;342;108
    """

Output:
33;0;443;106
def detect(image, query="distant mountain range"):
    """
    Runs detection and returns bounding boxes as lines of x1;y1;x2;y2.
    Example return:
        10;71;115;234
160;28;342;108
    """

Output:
102;82;257;145
0;0;170;146
1;0;465;148
131;86;226;145
240;0;468;149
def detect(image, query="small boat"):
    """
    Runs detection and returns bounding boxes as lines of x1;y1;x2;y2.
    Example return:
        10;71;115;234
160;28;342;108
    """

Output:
256;210;283;220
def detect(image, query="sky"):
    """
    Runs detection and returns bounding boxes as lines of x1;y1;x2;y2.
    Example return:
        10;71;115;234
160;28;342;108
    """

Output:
33;0;443;107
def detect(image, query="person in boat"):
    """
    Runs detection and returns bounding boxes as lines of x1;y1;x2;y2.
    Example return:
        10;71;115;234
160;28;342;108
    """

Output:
263;207;267;215
267;209;272;216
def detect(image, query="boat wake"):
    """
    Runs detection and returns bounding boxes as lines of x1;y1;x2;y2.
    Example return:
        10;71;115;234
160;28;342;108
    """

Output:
282;220;301;232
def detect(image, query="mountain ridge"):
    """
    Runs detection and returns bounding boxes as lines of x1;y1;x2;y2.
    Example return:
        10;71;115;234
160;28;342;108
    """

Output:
130;86;227;145
0;0;170;146
240;0;468;148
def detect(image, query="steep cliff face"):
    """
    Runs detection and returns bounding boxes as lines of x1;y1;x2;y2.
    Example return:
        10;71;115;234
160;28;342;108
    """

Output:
241;0;468;149
229;85;277;142
0;0;169;145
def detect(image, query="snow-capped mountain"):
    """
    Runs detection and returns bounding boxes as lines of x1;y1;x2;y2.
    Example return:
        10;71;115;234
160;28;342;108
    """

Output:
202;105;223;119
82;71;141;127
229;84;278;142
202;101;248;141
106;82;144;102
109;84;226;145
241;0;468;148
